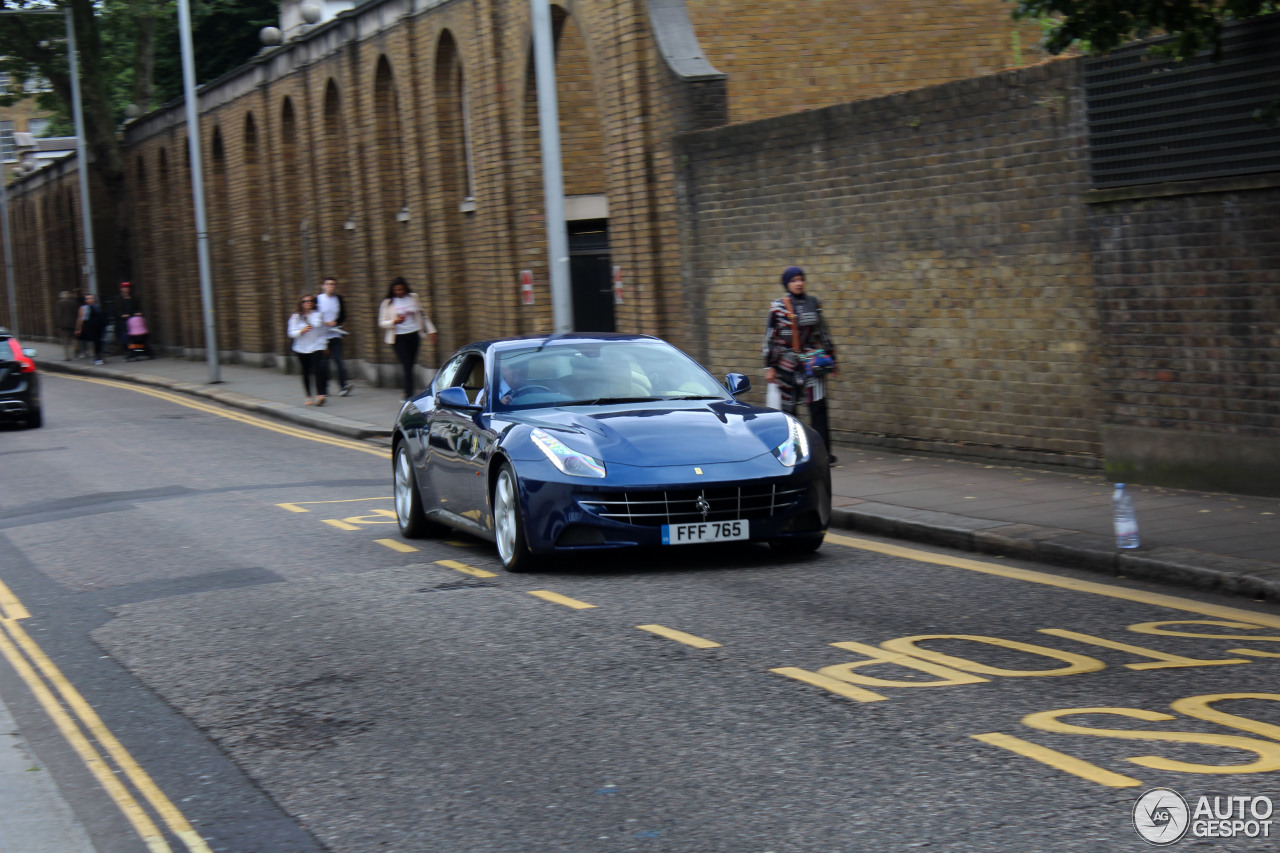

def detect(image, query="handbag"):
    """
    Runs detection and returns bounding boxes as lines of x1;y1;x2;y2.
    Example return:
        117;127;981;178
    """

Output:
784;296;835;378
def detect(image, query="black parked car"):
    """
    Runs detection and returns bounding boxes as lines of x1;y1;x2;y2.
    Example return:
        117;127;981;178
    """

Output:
0;327;41;428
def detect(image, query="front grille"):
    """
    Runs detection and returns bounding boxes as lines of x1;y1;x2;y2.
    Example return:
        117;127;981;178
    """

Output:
579;483;805;527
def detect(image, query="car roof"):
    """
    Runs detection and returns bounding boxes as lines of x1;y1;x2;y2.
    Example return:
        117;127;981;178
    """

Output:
475;333;664;354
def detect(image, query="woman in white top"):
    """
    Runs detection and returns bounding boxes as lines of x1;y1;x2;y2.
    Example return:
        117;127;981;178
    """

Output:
377;276;437;400
287;295;331;406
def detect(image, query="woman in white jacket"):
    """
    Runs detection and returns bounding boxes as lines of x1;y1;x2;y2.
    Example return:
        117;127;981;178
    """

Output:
377;277;437;401
287;295;330;406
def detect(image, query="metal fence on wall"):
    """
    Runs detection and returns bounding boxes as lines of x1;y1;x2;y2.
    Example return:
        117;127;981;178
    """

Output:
1085;13;1280;188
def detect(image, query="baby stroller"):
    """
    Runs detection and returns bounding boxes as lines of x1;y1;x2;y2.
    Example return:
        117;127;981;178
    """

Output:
125;314;155;361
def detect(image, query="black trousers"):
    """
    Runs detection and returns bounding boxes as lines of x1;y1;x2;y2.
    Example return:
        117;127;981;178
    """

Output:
393;332;420;398
295;350;329;397
809;397;831;456
327;336;348;387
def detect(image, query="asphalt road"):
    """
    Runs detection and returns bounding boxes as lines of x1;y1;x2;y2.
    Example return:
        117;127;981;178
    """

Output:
2;373;1280;853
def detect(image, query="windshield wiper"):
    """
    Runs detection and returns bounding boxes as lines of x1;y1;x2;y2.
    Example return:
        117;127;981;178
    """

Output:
657;395;724;401
566;396;657;406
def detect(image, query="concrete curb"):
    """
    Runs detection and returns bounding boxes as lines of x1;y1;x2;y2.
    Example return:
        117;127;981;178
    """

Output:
39;359;393;440
831;503;1280;604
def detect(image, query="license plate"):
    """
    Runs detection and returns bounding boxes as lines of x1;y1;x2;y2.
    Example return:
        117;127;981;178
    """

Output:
662;520;749;545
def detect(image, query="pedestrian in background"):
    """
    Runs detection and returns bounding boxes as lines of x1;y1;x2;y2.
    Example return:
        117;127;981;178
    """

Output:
125;312;154;360
763;265;838;463
316;276;352;396
287;295;329;406
116;281;139;355
72;289;89;359
378;277;437;401
75;293;107;365
55;290;78;360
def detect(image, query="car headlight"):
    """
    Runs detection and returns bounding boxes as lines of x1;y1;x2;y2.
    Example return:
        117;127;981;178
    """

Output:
771;415;810;467
531;428;607;478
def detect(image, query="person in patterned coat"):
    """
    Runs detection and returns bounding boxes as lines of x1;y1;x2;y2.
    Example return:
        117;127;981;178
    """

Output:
762;265;838;463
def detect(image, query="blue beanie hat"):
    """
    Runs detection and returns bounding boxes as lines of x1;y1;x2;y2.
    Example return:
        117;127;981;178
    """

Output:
781;266;805;288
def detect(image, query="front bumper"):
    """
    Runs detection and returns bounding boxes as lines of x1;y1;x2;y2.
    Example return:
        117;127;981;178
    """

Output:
512;455;831;554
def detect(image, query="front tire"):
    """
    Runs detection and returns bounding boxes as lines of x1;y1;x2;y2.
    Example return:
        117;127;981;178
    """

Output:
393;444;431;538
493;463;540;573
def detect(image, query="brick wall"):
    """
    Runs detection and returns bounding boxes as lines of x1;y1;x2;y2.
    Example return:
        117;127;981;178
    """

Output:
676;59;1104;464
1089;176;1280;492
685;0;1044;123
1;0;1036;371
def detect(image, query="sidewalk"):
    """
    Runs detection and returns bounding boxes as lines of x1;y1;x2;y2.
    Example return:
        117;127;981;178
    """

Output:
37;354;1280;603
0;688;97;853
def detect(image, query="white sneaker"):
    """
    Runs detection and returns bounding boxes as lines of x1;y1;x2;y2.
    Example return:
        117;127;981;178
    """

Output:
339;383;352;397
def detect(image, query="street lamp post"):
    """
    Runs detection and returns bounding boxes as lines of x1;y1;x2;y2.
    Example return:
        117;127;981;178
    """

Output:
1;153;15;334
177;0;220;382
64;4;96;298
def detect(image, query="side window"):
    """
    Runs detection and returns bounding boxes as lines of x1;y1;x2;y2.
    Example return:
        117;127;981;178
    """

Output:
433;352;469;392
448;354;486;403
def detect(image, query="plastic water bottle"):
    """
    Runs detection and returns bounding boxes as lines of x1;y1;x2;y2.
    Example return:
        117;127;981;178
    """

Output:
1113;483;1140;549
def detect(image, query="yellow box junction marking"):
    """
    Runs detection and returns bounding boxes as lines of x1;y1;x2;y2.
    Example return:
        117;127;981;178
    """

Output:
1037;628;1249;670
770;667;890;703
527;590;596;609
324;519;362;531
0;611;212;852
435;560;497;579
376;539;419;553
276;497;394;513
636;624;722;649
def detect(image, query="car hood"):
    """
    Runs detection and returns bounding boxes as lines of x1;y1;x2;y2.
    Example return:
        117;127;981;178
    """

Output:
505;401;790;466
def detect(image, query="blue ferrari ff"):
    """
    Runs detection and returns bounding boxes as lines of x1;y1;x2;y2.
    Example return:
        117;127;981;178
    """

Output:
391;333;831;571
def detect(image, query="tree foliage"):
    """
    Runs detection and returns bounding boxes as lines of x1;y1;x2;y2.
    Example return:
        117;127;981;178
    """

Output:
1012;0;1279;60
0;0;277;285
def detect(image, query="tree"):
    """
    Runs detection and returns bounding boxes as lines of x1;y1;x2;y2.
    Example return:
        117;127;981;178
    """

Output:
1012;0;1279;60
0;0;277;289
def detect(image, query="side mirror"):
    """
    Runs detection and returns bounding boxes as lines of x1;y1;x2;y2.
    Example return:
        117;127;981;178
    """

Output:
724;373;751;396
436;386;480;411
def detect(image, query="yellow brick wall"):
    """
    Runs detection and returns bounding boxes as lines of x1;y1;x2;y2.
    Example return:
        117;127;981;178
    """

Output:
4;0;1055;404
686;0;1044;123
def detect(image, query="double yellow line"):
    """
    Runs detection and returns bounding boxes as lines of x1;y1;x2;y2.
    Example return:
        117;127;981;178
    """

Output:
62;374;390;459
0;580;210;852
0;373;387;849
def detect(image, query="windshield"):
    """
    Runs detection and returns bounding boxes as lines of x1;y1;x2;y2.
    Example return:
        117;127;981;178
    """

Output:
493;340;731;411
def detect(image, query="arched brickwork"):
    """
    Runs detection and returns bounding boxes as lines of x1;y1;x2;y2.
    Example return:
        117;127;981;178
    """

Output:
433;32;471;351
243;113;271;355
154;148;178;349
278;97;304;332
374;56;406;295
209;126;238;354
320;80;352;292
3;0;1051;393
